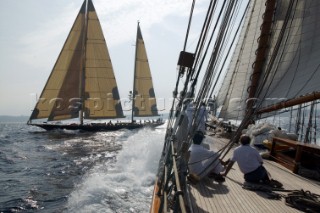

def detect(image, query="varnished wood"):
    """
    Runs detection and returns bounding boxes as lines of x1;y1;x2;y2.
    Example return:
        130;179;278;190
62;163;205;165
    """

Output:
149;178;160;213
270;137;320;173
257;92;320;114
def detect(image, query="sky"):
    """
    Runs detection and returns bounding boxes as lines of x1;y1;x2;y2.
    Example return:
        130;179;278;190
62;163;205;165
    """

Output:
0;0;209;116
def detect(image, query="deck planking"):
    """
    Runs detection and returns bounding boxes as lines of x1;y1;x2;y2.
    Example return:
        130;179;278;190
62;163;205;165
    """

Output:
186;135;320;213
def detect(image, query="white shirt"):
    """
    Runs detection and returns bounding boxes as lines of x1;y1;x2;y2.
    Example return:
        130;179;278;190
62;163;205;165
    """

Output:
231;144;263;174
188;144;223;178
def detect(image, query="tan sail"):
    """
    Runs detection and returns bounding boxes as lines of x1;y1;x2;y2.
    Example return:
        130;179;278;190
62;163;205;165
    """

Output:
29;0;124;122
132;23;159;117
83;0;124;119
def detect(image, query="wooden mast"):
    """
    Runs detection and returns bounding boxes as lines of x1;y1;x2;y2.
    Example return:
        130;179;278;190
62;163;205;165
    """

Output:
245;0;276;116
230;0;277;144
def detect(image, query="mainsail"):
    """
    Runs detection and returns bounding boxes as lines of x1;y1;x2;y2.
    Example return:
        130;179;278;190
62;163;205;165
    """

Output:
131;23;159;119
216;0;320;122
28;0;124;124
253;0;320;112
213;0;320;144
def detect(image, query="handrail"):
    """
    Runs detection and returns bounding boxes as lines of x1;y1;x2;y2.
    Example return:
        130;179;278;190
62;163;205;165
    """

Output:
163;166;168;212
154;139;187;213
170;141;187;213
270;137;320;173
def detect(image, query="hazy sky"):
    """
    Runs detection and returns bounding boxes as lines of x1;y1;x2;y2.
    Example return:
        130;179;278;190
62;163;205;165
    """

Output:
0;0;209;116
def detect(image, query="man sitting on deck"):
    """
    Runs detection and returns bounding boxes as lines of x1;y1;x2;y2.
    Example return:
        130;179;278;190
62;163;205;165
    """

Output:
188;131;226;183
221;134;270;184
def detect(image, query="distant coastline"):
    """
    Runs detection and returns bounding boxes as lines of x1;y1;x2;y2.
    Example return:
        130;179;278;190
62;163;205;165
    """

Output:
0;115;29;123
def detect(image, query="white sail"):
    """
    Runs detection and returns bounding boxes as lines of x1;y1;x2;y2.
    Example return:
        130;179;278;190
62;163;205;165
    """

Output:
216;0;266;120
255;0;320;110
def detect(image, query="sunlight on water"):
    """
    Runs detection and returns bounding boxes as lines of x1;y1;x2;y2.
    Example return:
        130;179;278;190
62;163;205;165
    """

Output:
66;127;165;212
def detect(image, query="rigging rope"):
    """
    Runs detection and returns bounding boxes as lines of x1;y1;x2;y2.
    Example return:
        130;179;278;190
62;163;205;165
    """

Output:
301;105;305;141
214;0;254;122
289;106;293;132
183;0;196;51
156;0;262;212
198;0;239;100
255;0;298;101
314;103;317;144
209;1;250;100
295;104;302;136
190;1;249;139
305;100;315;143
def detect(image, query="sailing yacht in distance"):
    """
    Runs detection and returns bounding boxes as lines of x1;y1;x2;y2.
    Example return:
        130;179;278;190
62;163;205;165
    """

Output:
131;22;160;122
27;0;163;131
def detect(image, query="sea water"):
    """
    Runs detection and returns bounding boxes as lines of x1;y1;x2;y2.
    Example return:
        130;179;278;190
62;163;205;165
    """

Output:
0;122;165;212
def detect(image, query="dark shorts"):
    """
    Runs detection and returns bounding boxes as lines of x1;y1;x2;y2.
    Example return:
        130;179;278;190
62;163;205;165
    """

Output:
244;165;270;183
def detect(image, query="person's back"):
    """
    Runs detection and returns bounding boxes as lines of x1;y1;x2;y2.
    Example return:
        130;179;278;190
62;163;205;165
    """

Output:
188;144;222;178
222;135;270;184
188;132;224;181
232;144;263;175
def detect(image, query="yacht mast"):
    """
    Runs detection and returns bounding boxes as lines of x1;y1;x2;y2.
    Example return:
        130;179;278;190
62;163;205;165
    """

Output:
131;21;140;123
79;0;89;125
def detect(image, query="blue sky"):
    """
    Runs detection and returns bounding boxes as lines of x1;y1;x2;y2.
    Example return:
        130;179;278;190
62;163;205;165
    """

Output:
0;0;209;116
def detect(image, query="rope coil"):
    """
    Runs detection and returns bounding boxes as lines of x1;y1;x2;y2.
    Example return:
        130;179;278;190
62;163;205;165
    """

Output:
285;190;320;212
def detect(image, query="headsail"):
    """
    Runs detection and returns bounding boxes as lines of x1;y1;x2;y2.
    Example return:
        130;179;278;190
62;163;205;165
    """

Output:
132;23;159;118
29;0;124;123
216;0;266;121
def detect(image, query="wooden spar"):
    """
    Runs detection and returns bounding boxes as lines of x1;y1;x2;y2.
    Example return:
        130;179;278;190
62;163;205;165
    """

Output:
257;92;320;114
149;178;161;213
246;0;276;113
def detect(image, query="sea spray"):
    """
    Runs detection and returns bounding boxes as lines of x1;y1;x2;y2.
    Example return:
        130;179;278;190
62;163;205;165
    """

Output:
66;127;165;212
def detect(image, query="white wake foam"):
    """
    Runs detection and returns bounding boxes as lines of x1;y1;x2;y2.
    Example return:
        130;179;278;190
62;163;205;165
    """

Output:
67;127;165;212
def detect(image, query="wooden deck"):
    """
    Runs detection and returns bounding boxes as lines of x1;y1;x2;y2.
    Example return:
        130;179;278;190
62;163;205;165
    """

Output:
186;135;320;213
